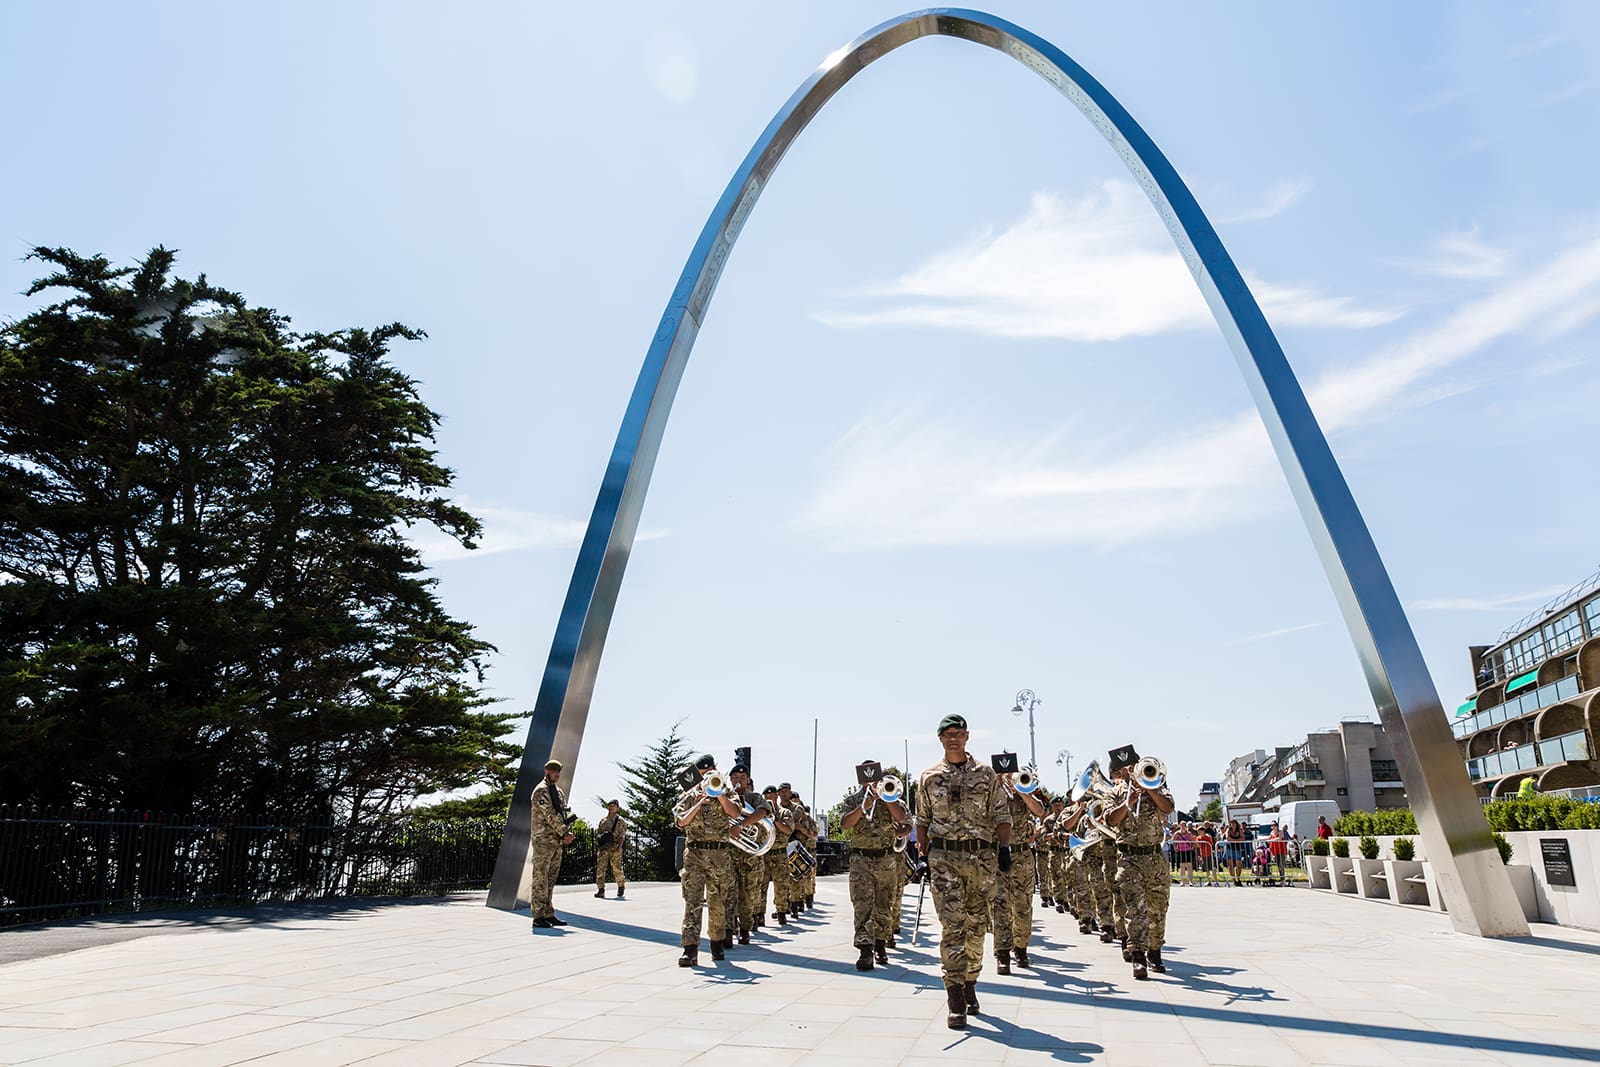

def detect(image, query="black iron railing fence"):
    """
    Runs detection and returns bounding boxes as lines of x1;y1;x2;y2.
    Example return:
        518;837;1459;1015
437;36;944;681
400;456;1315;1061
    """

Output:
0;806;680;926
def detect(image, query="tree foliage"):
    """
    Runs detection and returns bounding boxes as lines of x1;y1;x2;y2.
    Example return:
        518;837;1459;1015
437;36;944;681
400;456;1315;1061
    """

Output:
0;246;516;824
615;720;696;836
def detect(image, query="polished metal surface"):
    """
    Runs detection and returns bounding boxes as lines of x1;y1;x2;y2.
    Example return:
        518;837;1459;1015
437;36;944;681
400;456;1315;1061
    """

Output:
488;8;1527;936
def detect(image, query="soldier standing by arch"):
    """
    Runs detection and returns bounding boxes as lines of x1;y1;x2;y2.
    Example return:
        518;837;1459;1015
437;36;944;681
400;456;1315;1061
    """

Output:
594;799;626;899
916;714;1011;1031
530;759;575;929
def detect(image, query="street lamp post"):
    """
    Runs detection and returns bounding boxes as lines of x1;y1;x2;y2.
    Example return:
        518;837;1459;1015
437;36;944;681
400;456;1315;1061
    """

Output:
1010;689;1041;770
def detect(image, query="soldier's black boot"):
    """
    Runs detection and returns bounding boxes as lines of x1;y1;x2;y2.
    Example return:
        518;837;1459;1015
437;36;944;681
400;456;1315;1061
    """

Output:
739;928;751;946
616;887;625;899
710;938;725;961
1132;949;1149;981
1014;946;1030;968
1056;901;1066;913
1099;928;1114;943
945;982;967;1030
1149;947;1165;973
855;945;874;971
807;894;815;909
874;939;888;966
1078;918;1092;935
775;911;788;924
995;948;1011;976
1121;936;1132;963
594;887;604;898
678;946;697;967
548;914;568;926
963;981;980;1014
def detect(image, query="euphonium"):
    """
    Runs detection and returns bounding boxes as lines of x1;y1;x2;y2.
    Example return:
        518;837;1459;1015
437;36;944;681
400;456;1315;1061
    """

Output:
1072;760;1114;803
732;796;776;856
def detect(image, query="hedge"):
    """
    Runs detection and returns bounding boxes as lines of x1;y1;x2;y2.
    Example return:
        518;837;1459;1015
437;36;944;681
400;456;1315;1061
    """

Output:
1334;795;1600;837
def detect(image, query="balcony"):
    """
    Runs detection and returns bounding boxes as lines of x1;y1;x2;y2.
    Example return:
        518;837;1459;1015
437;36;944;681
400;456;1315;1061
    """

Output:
1452;673;1581;739
1465;729;1591;781
1272;765;1324;789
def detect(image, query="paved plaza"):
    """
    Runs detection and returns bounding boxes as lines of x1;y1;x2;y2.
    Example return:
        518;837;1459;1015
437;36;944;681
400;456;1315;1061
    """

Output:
2;877;1598;1066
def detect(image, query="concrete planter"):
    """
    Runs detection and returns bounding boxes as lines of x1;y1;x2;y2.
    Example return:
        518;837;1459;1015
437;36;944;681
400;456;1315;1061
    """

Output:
1383;859;1428;906
1420;861;1447;912
1354;857;1389;900
1505;863;1538;922
1332;857;1359;894
1305;854;1332;889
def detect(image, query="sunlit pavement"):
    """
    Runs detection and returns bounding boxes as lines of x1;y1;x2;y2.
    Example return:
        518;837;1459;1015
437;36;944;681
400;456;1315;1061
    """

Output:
3;877;1599;1065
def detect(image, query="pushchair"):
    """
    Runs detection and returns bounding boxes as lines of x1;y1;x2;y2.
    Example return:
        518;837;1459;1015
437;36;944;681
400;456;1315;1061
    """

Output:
1251;842;1274;884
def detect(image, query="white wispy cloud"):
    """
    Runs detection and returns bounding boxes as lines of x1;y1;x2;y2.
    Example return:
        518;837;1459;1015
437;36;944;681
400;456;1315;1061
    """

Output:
410;502;667;563
1402;228;1511;280
1410;586;1573;612
1237;622;1327;643
1407;87;1465;115
811;182;1400;342
795;229;1600;550
1221;178;1315;224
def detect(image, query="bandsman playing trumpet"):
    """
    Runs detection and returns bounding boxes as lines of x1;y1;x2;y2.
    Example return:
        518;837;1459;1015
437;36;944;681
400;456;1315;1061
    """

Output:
1104;745;1175;980
675;753;765;967
916;714;1011;1031
724;762;767;946
990;760;1046;972
840;761;909;970
762;784;796;925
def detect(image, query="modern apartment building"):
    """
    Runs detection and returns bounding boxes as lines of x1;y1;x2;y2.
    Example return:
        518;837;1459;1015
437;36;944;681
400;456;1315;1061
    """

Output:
1264;721;1407;814
1454;567;1600;799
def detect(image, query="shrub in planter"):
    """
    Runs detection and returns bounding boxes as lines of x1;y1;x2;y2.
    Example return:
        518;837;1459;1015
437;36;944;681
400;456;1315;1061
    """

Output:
1311;838;1329;856
1358;836;1380;860
1331;838;1349;858
1392;837;1415;861
1494;833;1513;864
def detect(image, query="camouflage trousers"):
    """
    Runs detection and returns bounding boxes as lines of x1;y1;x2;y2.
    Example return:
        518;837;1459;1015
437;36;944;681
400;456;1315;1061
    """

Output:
1052;849;1070;907
529;835;563;919
724;851;764;934
1064;849;1089;916
1036;848;1054;898
681;845;735;947
595;848;624;890
764;848;792;914
990;848;1035;950
849;852;898;947
1096;841;1124;935
1117;851;1170;951
800;840;818;900
928;847;998;983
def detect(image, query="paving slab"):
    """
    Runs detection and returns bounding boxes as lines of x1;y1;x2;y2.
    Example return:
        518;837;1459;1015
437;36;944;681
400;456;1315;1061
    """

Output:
3;878;1600;1064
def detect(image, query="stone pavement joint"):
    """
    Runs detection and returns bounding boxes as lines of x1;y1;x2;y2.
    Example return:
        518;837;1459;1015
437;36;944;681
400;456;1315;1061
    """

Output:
2;878;1599;1065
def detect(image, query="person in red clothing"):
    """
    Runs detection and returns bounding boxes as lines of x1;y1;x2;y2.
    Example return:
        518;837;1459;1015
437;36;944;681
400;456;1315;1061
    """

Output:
1268;822;1288;884
1316;815;1333;840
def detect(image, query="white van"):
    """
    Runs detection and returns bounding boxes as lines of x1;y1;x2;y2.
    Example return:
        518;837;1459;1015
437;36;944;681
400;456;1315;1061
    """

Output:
1258;800;1341;844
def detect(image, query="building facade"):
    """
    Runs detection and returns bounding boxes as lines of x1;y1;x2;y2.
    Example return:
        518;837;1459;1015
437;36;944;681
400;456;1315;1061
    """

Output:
1454;568;1600;799
1264;723;1406;814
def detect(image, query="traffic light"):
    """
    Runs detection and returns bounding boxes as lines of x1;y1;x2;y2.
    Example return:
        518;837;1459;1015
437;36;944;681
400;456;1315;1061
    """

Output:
734;746;752;777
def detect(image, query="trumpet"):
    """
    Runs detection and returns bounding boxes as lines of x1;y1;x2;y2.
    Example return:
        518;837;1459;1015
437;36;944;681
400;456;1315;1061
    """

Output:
1131;756;1166;815
861;773;904;818
670;770;729;823
1014;768;1038;794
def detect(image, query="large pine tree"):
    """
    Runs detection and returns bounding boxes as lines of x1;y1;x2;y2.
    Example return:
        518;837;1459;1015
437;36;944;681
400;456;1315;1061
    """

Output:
0;247;516;824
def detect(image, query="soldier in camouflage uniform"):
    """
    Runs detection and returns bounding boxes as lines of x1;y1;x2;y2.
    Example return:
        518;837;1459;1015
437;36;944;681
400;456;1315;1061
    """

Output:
1060;801;1095;933
916;714;1012;1031
761;785;796;925
989;770;1045;971
594;799;627;899
1046;796;1068;913
675;754;762;967
792;796;819;912
722;764;768;945
840;766;909;970
1104;745;1175;979
530;759;576;929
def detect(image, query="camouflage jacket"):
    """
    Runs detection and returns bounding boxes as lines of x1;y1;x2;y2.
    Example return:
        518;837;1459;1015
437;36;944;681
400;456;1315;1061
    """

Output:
596;812;626;851
681;787;733;843
530;780;570;840
1007;792;1039;846
915;754;1010;843
792;807;818;844
1117;784;1174;847
848;791;902;850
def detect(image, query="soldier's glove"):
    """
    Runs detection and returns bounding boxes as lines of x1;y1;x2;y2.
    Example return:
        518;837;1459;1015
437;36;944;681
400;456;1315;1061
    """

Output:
997;845;1013;872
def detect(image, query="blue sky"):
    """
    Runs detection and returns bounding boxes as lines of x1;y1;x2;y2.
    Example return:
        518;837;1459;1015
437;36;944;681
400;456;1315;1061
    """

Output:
5;2;1600;822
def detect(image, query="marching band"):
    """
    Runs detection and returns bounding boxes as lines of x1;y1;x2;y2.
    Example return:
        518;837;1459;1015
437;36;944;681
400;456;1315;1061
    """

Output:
532;715;1177;1031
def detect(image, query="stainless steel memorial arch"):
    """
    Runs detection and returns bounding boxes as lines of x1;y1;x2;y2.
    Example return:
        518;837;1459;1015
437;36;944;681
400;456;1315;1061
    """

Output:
489;8;1528;936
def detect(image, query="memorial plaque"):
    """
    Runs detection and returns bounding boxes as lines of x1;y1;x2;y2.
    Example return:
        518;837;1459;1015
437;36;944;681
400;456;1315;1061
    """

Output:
1540;838;1577;888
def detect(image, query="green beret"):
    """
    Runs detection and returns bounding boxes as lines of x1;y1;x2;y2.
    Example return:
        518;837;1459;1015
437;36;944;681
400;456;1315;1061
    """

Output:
938;714;968;734
544;759;562;771
693;753;716;770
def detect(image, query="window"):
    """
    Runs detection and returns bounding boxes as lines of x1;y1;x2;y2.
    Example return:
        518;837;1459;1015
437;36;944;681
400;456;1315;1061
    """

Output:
1586;597;1600;640
1543;610;1583;657
1371;760;1399;781
1508;631;1545;674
